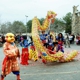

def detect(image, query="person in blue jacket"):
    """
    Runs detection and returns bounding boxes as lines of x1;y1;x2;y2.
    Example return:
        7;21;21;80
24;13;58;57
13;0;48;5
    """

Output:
20;35;30;65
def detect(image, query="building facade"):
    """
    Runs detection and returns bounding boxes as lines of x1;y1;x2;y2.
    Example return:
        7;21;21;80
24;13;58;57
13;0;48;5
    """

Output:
72;5;80;35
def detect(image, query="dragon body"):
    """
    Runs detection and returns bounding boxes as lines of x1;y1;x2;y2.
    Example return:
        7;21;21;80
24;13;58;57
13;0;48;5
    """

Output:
31;11;78;63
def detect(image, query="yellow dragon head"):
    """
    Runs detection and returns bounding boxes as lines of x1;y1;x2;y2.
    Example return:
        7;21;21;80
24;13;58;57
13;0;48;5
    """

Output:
47;11;57;20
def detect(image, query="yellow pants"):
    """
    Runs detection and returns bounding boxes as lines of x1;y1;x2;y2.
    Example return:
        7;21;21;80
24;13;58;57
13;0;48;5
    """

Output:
29;49;38;61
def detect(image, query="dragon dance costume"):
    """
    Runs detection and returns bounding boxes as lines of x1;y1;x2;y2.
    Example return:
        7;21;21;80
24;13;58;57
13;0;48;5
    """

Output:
29;41;38;61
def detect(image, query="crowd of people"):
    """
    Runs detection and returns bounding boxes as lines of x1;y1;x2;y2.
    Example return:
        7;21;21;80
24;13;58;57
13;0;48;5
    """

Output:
0;32;80;48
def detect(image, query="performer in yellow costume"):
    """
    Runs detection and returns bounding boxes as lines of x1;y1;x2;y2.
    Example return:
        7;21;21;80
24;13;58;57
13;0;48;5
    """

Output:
0;33;21;80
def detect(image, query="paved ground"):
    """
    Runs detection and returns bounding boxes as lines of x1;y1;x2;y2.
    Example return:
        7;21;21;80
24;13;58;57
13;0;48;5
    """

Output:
0;44;80;80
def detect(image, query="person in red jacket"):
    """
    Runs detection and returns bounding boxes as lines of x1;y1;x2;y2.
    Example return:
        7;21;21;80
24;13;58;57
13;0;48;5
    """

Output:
0;33;21;80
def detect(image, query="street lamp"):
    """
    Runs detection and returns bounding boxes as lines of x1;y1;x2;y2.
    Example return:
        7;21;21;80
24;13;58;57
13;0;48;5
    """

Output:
25;15;28;33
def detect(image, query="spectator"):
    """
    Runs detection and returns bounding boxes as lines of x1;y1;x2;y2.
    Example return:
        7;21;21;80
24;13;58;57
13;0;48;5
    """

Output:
64;33;70;48
56;33;64;53
69;34;73;44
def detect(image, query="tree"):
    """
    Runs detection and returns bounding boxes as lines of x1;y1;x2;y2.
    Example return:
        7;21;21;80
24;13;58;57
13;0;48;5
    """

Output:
0;23;7;34
63;12;72;33
50;18;65;33
26;20;32;33
11;21;26;34
39;18;44;25
5;22;12;32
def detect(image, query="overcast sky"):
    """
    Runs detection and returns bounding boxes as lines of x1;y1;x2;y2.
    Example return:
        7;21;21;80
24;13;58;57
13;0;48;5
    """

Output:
0;0;80;24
